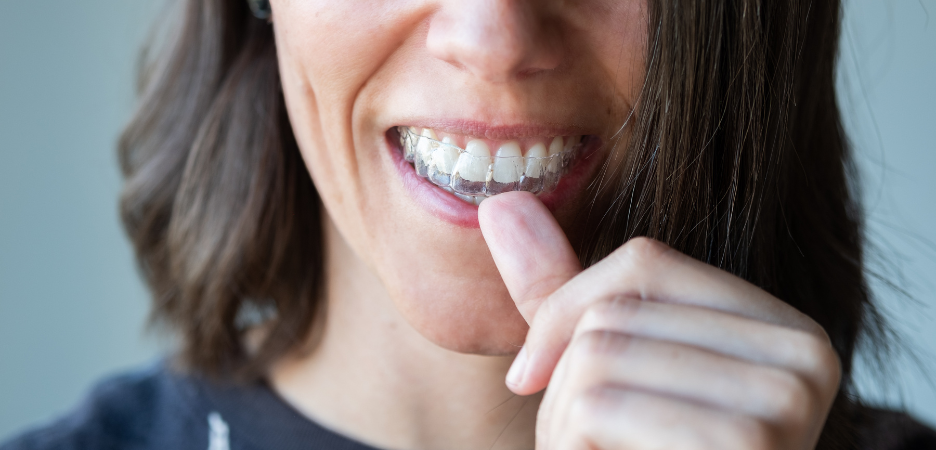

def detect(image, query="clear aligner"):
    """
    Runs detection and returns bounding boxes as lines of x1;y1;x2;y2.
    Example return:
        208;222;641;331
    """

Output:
399;126;582;199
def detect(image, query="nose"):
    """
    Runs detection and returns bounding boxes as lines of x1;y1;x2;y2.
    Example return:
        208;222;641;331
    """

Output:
426;0;563;83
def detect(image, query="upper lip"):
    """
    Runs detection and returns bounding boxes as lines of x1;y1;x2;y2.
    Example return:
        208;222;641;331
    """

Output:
392;118;596;140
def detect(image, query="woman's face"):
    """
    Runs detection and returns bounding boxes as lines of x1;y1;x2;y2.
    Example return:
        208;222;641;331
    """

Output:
271;0;646;354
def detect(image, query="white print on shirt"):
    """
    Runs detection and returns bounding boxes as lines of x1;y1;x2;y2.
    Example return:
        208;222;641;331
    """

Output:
207;412;231;450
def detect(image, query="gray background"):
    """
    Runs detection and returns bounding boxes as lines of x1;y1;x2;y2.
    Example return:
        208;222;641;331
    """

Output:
0;0;933;441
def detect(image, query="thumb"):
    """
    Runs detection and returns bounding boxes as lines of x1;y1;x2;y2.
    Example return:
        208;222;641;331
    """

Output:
478;191;582;326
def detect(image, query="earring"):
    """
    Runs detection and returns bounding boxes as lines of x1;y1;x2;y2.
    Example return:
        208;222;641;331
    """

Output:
247;0;271;20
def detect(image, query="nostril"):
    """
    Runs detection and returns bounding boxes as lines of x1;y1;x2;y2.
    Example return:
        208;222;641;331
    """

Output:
516;65;549;80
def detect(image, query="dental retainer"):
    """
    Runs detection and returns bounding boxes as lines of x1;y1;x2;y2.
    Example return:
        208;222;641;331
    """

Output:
399;126;583;200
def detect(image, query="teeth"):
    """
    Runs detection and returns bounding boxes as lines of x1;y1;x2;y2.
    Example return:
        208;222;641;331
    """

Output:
546;136;563;174
565;136;578;152
399;127;585;203
450;139;492;198
451;140;491;195
452;191;485;207
549;136;564;156
524;142;547;178
459;140;492;182
519;142;547;194
492;141;522;184
434;137;459;174
414;128;437;177
428;136;460;186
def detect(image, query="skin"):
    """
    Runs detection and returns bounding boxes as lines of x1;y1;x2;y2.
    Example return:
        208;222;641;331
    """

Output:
480;193;841;449
267;0;841;449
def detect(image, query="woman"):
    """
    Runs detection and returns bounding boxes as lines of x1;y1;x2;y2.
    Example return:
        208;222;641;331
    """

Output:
3;0;934;449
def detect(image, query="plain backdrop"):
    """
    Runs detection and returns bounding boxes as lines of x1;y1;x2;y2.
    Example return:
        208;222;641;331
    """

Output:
1;0;934;441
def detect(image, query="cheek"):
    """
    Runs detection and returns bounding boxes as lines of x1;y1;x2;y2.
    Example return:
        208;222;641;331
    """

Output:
271;1;531;354
570;0;648;123
357;138;530;355
271;1;392;235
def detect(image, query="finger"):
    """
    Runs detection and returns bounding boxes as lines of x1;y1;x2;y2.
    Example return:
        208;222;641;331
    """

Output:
517;237;822;394
553;387;770;450
573;296;840;388
557;237;816;330
546;331;818;431
478;191;582;323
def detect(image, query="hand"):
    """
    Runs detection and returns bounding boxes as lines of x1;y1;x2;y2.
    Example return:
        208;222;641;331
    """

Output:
478;192;841;450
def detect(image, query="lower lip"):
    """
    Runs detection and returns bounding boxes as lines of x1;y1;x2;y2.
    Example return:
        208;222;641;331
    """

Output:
386;129;605;228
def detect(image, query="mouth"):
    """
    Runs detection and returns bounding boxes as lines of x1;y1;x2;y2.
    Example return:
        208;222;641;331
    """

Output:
396;126;592;206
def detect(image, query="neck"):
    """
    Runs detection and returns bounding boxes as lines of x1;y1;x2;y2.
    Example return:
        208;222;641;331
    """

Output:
270;216;539;450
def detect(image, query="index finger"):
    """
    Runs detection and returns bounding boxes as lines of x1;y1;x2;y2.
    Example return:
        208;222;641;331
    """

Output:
514;237;822;395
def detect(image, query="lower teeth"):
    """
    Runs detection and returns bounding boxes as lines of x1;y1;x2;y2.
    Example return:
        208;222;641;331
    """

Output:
399;127;581;204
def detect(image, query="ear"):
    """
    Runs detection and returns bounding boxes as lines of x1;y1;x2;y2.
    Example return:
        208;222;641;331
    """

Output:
247;0;272;20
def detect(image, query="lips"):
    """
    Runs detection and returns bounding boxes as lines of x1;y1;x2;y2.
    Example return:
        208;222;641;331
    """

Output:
399;126;587;205
386;124;604;228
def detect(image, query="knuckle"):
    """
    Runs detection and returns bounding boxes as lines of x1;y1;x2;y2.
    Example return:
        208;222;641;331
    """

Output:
577;299;613;332
606;295;643;323
793;330;831;364
804;317;833;343
572;329;632;360
794;331;827;362
617;236;669;266
790;330;842;392
565;331;632;386
609;238;675;300
763;370;814;424
579;296;642;331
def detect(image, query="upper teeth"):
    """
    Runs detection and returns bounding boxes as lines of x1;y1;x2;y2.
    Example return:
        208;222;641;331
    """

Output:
400;126;583;204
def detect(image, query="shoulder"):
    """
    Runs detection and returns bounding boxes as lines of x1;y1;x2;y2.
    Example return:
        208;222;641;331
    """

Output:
0;361;380;450
0;362;206;450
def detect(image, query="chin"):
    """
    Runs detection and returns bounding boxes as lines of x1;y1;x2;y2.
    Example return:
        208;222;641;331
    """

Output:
384;257;529;356
341;126;609;357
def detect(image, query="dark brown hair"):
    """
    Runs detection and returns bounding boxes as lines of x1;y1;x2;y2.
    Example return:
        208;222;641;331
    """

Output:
119;0;322;378
589;0;871;391
120;0;879;445
578;1;879;446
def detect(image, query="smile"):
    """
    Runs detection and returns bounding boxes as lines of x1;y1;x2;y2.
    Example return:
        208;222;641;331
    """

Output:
398;126;586;205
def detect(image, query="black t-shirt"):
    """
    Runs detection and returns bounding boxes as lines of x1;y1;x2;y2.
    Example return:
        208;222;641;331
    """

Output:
3;361;935;450
1;362;379;450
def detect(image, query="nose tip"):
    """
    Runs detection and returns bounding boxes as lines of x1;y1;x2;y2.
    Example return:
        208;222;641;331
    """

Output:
426;1;563;83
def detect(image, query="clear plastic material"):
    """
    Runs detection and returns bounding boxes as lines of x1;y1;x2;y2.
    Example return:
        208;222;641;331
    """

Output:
399;127;580;198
